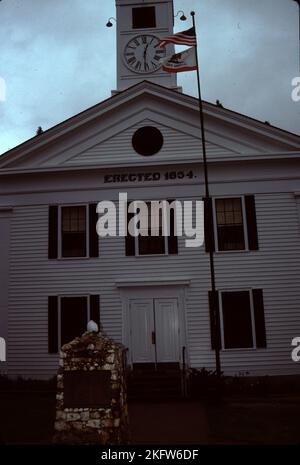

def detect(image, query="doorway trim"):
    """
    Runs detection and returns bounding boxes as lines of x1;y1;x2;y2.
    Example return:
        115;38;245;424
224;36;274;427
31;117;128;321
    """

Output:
116;279;190;368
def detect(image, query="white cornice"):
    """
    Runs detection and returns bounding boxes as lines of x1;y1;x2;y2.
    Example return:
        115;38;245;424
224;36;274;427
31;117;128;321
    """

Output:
115;278;191;287
0;152;299;177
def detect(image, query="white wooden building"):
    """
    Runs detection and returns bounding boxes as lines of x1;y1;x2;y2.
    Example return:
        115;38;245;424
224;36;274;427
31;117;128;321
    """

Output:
0;0;300;379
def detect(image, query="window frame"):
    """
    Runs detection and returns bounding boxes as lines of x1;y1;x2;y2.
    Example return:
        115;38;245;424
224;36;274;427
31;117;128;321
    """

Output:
213;196;249;253
58;294;91;349
219;289;257;351
58;204;90;259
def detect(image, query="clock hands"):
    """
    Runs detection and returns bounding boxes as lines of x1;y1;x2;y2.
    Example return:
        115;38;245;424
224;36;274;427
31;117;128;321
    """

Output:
143;44;149;59
143;44;149;71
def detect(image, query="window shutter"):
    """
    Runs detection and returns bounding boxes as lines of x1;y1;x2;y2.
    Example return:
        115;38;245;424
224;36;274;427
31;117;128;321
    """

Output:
90;295;100;329
125;205;135;256
48;296;58;354
245;195;259;250
89;203;99;257
48;206;58;259
208;290;221;350
204;197;215;253
253;289;267;348
168;200;178;255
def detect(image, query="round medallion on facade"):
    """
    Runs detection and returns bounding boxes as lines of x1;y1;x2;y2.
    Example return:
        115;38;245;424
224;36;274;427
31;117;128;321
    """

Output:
132;126;164;156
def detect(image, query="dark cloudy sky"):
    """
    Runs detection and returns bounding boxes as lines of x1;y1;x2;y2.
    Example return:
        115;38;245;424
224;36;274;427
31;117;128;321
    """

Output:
0;0;300;155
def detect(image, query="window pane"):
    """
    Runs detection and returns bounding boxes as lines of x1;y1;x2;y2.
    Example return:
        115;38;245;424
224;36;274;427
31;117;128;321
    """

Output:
62;206;86;232
217;225;245;251
222;291;253;349
61;206;86;257
137;201;166;255
139;235;165;255
61;297;87;346
216;198;245;250
132;6;156;29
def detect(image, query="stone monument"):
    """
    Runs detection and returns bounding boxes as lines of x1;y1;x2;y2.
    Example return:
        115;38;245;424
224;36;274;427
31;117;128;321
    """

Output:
54;322;129;444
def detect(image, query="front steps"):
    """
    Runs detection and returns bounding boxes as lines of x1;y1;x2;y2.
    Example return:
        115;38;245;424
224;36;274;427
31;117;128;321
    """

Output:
126;364;186;402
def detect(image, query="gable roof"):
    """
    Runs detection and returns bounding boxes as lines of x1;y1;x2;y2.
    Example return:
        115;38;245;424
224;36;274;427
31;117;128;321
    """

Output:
0;80;300;173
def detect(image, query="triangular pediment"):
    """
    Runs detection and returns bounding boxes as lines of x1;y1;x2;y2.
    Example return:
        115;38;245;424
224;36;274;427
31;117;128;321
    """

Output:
57;117;235;168
1;81;300;172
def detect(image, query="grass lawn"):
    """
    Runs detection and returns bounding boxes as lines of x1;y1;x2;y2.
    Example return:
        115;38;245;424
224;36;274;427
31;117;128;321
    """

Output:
206;396;300;444
0;391;299;445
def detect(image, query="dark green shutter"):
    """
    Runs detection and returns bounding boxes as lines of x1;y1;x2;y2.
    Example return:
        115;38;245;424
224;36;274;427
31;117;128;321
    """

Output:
245;195;259;250
48;206;58;259
208;290;221;350
48;296;58;354
125;203;135;256
89;203;99;257
168;200;178;255
90;295;100;329
204;197;215;253
253;289;267;348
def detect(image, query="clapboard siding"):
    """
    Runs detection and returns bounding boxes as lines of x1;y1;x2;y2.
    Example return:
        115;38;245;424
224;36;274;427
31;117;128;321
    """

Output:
5;189;300;378
63;119;234;167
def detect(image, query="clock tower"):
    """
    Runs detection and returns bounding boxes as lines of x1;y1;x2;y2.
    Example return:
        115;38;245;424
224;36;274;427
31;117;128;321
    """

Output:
115;0;178;91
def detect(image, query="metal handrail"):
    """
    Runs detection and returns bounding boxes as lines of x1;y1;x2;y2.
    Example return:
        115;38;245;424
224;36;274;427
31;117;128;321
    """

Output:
181;346;188;398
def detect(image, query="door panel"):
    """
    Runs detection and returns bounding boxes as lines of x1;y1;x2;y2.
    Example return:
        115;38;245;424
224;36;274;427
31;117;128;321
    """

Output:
154;298;180;363
129;300;155;363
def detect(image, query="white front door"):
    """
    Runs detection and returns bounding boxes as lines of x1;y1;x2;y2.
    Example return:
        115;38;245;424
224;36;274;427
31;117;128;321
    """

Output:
129;298;180;364
130;299;156;363
155;298;180;363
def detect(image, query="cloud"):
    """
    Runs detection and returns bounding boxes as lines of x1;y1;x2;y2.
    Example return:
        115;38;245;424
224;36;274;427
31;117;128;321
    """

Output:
0;0;299;155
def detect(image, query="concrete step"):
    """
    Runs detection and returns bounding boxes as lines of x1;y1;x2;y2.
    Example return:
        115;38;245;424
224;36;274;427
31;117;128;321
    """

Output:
126;369;184;401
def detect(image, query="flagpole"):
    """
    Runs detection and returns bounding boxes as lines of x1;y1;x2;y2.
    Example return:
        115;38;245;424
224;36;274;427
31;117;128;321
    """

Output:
190;11;222;383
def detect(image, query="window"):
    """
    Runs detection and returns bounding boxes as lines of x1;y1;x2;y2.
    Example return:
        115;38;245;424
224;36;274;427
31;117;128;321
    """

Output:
210;289;267;350
48;295;100;353
215;198;245;251
132;6;156;29
125;201;178;256
48;204;99;259
132;126;164;156
61;206;86;257
60;296;88;346
221;291;253;349
203;195;259;252
138;202;165;255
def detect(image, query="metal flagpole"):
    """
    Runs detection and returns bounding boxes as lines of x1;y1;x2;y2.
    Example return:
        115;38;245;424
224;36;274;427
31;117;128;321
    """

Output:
294;0;300;73
190;11;222;382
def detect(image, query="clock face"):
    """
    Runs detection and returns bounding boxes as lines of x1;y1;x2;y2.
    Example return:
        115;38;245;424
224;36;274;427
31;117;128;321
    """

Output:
124;35;166;74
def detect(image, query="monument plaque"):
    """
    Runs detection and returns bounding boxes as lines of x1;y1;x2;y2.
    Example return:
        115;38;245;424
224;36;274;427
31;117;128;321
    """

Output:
64;371;112;408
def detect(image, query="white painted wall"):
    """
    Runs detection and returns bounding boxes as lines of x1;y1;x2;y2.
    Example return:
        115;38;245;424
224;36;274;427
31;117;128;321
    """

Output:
2;169;300;378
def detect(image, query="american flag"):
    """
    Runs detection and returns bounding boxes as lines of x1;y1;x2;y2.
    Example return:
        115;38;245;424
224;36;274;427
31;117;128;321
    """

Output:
159;27;196;48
